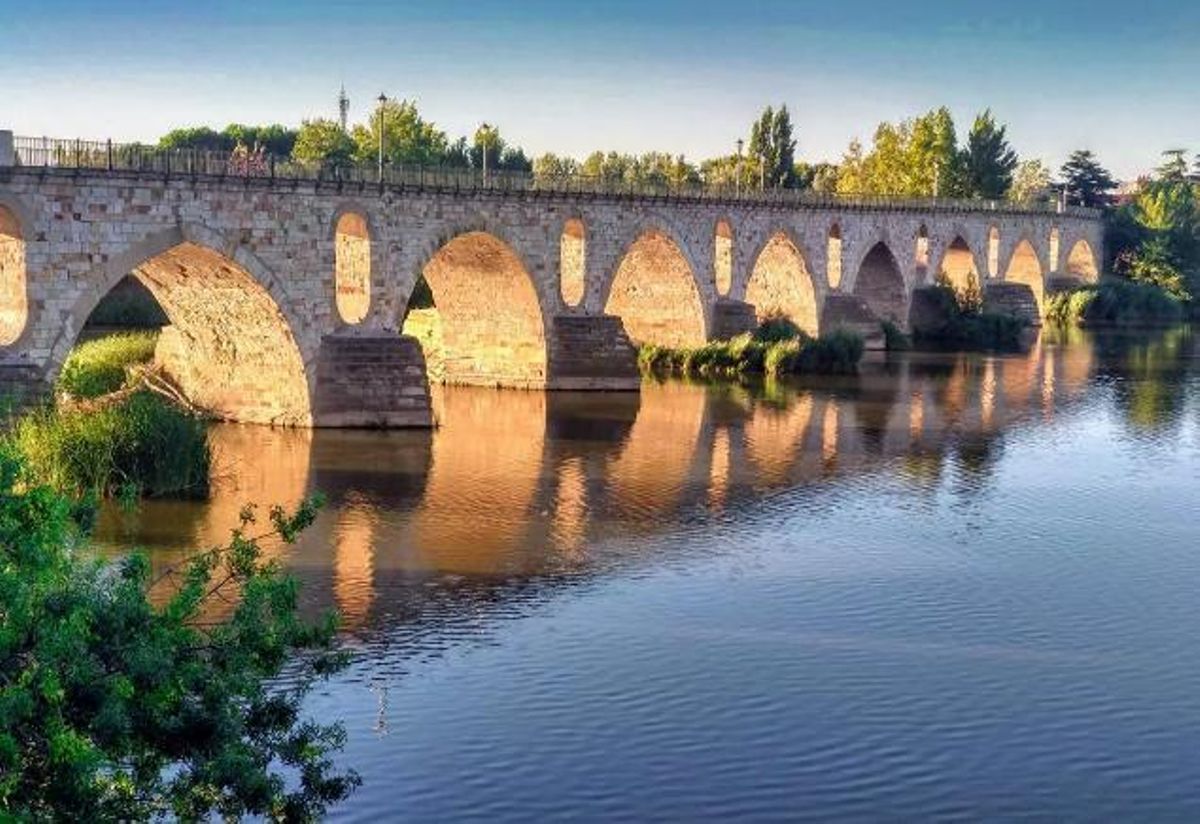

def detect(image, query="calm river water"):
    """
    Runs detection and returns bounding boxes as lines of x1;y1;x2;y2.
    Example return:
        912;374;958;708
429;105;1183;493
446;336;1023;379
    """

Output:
96;327;1199;820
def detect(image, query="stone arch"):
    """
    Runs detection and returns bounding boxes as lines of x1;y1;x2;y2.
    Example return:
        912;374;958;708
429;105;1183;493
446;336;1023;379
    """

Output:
1065;239;1099;283
746;231;819;336
1005;238;1045;311
714;218;734;296
412;230;548;387
333;209;371;324
987;226;1001;277
0;203;27;345
604;228;707;347
914;223;930;277
50;228;311;425
560;217;586;307
935;236;981;294
853;241;906;323
826;222;844;289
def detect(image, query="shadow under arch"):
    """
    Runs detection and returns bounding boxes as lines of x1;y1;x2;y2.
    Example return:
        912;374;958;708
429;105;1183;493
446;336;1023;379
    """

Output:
604;227;708;348
746;231;820;335
412;230;550;388
50;226;312;426
852;241;907;323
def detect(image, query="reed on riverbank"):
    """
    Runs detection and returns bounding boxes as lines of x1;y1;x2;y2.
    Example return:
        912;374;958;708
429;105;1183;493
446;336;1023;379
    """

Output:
57;331;159;399
638;321;864;379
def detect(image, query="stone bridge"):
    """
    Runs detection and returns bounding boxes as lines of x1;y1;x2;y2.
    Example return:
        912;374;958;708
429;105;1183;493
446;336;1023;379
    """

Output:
0;131;1103;427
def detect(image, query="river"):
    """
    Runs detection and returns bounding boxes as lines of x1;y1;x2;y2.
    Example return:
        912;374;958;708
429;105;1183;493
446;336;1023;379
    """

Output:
95;327;1200;820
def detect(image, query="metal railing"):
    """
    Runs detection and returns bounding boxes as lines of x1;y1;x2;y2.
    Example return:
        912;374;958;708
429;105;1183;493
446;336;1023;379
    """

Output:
7;135;1101;219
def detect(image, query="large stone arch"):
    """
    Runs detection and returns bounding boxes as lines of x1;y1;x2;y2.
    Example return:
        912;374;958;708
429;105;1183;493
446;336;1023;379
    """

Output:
0;200;28;346
49;225;312;426
1065;239;1099;283
1004;237;1045;311
851;241;907;323
409;230;550;388
603;226;708;347
745;230;820;336
933;235;983;293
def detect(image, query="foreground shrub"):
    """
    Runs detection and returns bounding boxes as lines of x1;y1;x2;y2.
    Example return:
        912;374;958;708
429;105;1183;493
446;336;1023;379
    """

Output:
1045;279;1184;327
57;331;158;400
7;390;211;499
0;449;358;820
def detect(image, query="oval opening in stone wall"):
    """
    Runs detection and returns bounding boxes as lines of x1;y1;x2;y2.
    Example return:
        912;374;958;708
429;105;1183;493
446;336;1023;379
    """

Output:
0;205;27;345
335;211;371;324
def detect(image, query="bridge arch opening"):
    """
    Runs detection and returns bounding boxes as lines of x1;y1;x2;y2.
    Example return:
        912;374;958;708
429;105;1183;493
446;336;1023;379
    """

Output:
714;219;733;296
937;236;980;295
987;226;1001;277
1049;226;1061;272
0;205;27;345
605;229;706;348
1005;239;1045;311
334;212;371;324
915;224;930;276
746;232;819;336
560;218;586;307
1066;239;1099;282
827;223;843;289
66;241;311;425
853;242;906;323
407;231;548;387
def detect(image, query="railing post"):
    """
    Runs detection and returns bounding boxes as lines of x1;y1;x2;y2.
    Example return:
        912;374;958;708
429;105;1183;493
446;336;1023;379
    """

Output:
106;139;113;171
0;131;13;167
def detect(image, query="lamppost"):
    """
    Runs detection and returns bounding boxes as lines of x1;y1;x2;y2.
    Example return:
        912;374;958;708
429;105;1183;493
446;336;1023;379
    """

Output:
376;93;387;183
479;122;491;185
759;149;766;192
736;138;744;197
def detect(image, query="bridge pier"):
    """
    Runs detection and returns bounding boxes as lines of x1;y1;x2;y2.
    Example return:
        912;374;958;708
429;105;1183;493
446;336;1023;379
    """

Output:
312;333;433;428
820;294;887;349
983;282;1042;327
546;314;639;391
710;299;758;340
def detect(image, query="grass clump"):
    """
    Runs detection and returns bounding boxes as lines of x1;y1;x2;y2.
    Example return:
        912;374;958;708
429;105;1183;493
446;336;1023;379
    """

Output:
638;320;864;380
7;391;211;499
57;331;158;399
1045;279;1184;327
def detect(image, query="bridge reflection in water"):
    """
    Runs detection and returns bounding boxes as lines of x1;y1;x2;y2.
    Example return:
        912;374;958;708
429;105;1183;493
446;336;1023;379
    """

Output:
94;328;1193;634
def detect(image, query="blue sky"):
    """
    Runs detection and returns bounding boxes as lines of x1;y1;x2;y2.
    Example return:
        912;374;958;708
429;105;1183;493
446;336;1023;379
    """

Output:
1;0;1196;177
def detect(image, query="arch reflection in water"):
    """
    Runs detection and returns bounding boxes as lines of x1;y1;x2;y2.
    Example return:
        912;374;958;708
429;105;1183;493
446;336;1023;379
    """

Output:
97;332;1116;628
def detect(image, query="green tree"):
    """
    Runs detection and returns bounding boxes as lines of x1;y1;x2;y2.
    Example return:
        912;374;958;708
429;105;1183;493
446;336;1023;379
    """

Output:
351;99;450;167
292;118;357;167
1060;150;1117;208
836;107;963;197
961;109;1018;199
0;451;358;820
747;105;797;188
157;127;231;153
1008;159;1052;204
468;125;532;172
532;152;580;180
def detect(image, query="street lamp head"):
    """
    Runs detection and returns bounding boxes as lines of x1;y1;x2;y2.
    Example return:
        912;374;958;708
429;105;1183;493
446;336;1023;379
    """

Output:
377;93;388;106
736;138;744;155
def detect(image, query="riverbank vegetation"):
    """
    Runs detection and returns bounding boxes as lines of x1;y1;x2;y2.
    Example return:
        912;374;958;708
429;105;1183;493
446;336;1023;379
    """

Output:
1045;280;1185;327
638;320;864;379
906;280;1027;353
4;332;211;500
0;447;357;819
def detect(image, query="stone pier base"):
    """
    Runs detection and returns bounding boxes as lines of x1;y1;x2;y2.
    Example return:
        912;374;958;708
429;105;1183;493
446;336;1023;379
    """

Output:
547;314;640;390
312;334;433;428
0;360;47;416
820;294;886;349
711;299;757;340
983;283;1041;327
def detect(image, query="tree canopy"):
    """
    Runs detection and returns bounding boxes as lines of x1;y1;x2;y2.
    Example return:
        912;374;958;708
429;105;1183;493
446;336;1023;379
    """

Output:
1060;150;1117;208
962;109;1018;199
